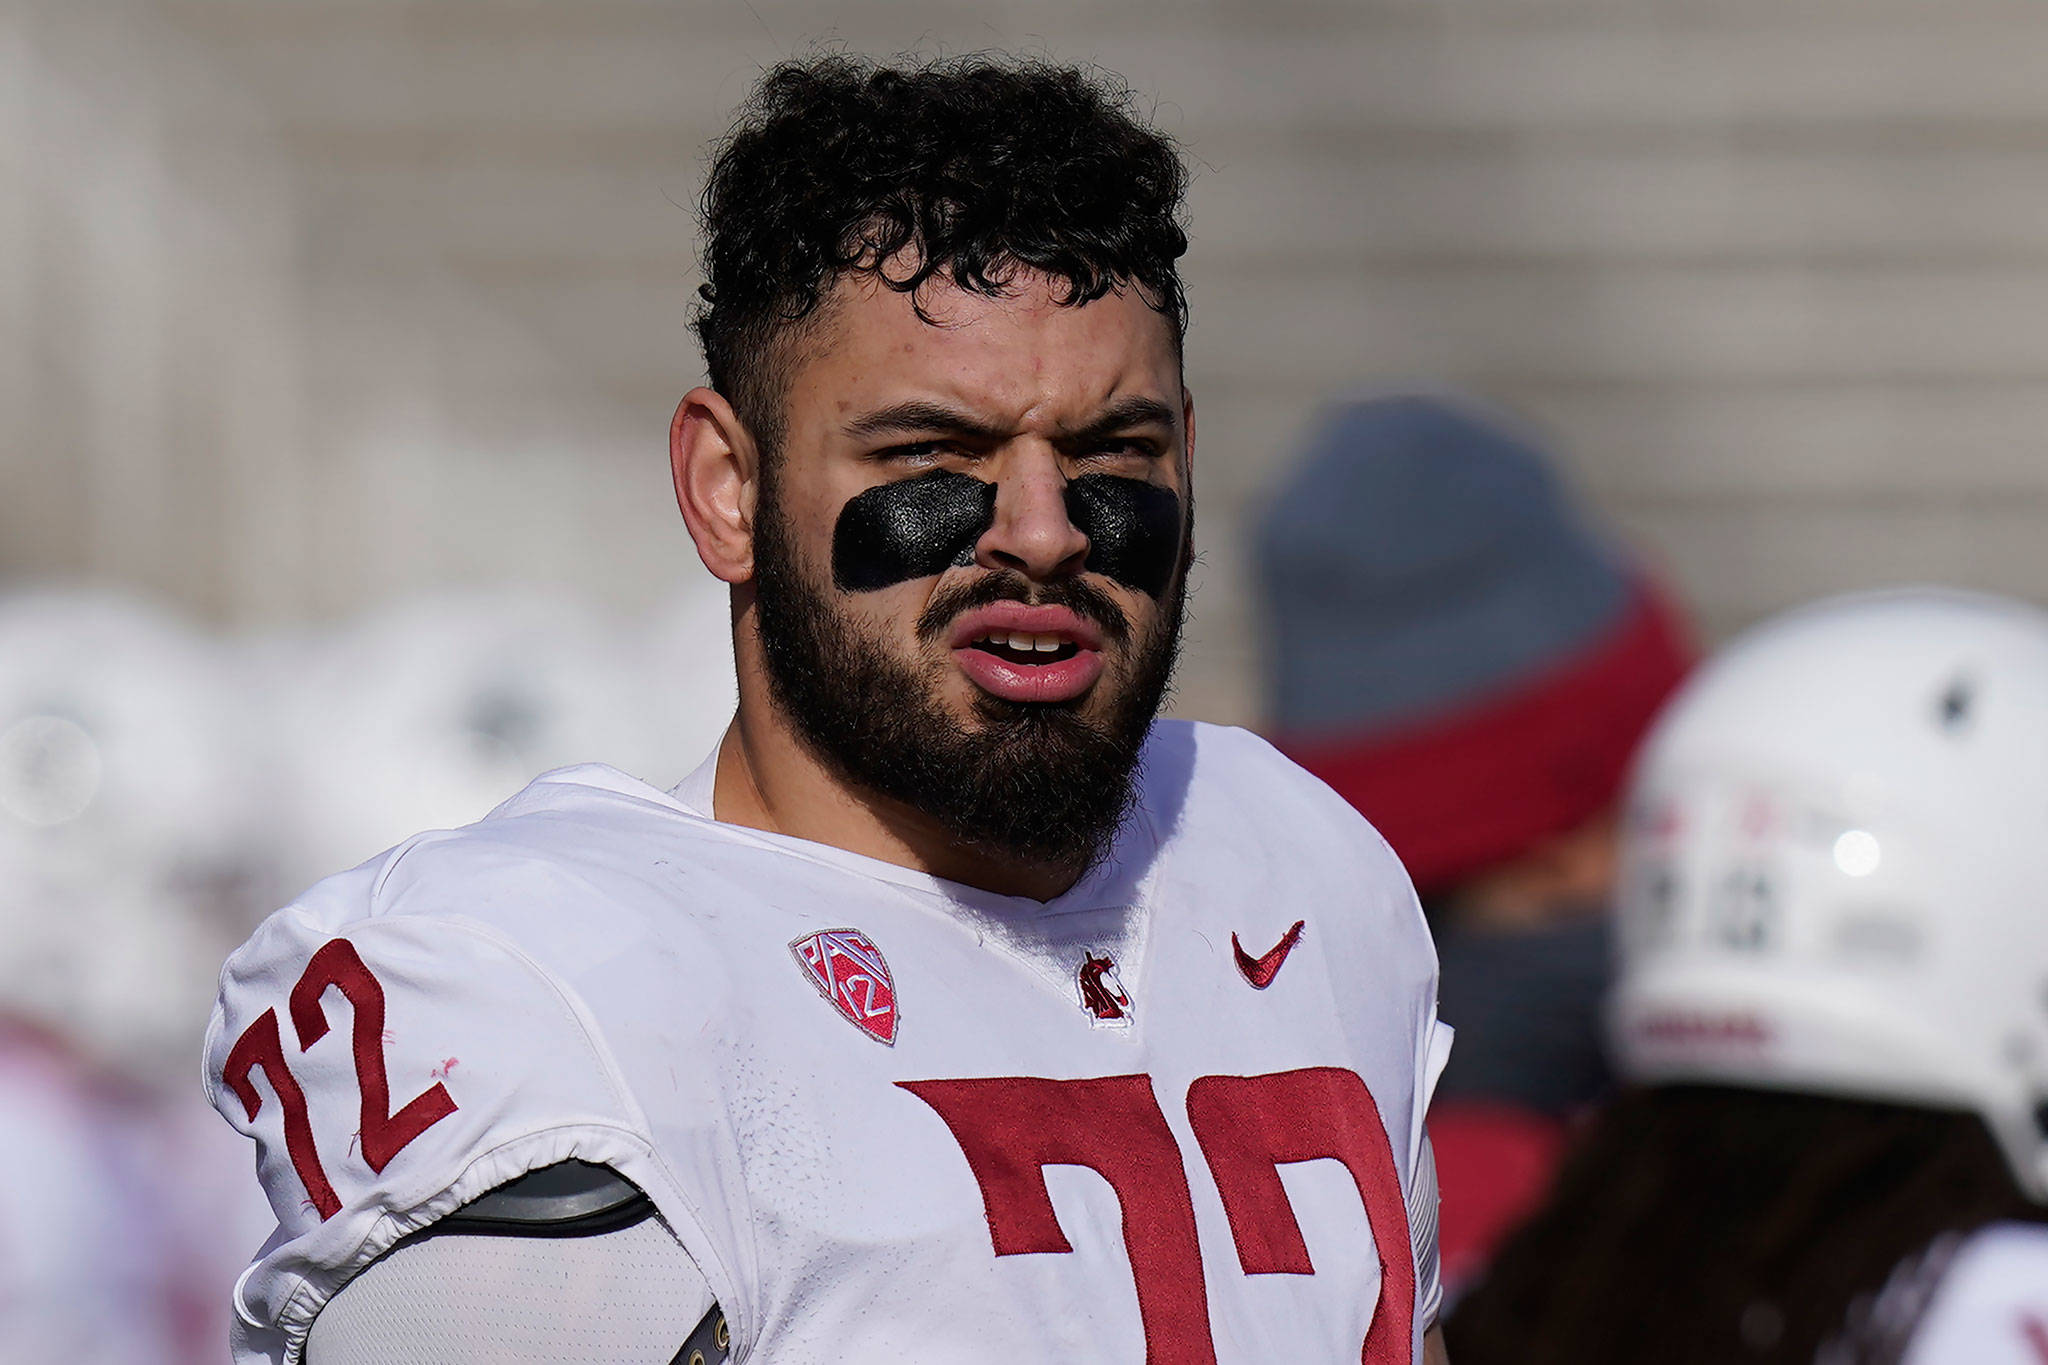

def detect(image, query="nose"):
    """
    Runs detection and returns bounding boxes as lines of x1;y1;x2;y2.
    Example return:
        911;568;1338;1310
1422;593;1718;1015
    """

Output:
975;450;1089;582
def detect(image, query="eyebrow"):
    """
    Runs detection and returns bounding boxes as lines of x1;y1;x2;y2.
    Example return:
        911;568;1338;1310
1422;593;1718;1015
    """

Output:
842;400;1010;443
841;395;1180;447
1057;396;1179;448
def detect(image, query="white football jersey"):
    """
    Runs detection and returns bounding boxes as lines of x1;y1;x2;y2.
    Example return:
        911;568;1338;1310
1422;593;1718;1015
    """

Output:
206;721;1449;1364
1898;1224;2048;1365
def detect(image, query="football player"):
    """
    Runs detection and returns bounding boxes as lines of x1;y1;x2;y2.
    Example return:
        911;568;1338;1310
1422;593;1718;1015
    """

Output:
208;55;1453;1364
1446;589;2048;1365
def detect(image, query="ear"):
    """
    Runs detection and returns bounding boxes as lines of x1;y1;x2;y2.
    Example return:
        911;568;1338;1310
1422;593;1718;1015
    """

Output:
1181;384;1196;480
671;386;760;584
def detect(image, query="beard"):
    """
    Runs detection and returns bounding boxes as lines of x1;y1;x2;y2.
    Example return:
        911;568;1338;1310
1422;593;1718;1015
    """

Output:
750;487;1184;877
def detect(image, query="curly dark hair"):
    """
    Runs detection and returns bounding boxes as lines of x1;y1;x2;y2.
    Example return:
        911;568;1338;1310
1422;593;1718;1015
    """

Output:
1446;1085;2048;1365
693;54;1191;453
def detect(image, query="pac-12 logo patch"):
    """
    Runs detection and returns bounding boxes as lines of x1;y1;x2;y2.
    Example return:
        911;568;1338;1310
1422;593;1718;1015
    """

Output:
791;928;898;1045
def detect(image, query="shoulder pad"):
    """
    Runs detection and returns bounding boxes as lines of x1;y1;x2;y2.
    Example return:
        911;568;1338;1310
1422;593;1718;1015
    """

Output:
436;1161;652;1237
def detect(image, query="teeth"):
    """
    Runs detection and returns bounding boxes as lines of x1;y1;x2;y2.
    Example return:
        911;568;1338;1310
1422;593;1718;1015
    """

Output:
973;632;1068;654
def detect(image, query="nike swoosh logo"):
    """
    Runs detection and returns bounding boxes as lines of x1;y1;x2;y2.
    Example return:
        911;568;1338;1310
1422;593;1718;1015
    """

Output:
1232;920;1306;990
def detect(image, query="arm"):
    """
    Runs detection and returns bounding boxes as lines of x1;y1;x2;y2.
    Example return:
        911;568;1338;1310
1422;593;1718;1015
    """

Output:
209;911;738;1364
307;1163;722;1365
1424;1325;1452;1365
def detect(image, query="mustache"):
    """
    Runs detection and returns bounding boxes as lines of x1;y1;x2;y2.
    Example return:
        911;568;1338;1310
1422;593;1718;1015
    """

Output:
915;571;1132;647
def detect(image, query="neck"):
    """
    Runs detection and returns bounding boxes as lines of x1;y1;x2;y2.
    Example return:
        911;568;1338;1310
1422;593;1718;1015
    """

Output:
709;693;1084;902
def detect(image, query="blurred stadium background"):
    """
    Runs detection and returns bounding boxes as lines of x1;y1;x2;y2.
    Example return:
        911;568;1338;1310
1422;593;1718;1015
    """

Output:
8;0;2048;1357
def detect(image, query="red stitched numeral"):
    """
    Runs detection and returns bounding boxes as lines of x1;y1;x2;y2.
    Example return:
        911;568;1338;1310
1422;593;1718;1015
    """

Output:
1187;1068;1415;1365
289;938;458;1172
222;1008;341;1219
906;1069;1415;1364
2021;1314;2048;1363
898;1075;1216;1365
223;937;459;1220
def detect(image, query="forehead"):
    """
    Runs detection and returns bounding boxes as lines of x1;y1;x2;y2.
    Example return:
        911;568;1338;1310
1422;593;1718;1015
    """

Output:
784;269;1183;432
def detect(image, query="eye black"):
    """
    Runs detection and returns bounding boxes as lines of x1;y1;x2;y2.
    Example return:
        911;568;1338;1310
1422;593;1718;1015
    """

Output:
833;471;997;592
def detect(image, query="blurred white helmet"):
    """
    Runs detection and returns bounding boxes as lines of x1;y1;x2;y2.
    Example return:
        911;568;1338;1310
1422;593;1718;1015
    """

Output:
0;589;266;1079
1610;588;2048;1202
273;588;681;885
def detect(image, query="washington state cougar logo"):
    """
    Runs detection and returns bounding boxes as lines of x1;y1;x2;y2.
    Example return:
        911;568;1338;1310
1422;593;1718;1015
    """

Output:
791;929;898;1045
1077;950;1132;1025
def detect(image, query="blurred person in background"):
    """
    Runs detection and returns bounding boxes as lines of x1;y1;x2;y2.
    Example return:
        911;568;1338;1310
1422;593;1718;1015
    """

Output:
1446;588;2048;1365
1257;395;1694;1290
0;589;278;1363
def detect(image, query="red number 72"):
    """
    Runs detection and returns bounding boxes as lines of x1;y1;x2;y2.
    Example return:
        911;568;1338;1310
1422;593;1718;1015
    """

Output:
900;1067;1414;1365
222;938;459;1220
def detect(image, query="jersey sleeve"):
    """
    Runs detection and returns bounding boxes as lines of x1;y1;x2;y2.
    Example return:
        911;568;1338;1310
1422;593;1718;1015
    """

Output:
203;864;740;1365
1409;1023;1454;1333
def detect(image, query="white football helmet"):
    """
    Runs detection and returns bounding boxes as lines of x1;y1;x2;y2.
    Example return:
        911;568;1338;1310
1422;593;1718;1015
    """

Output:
272;589;680;886
1610;588;2048;1202
0;589;268;1079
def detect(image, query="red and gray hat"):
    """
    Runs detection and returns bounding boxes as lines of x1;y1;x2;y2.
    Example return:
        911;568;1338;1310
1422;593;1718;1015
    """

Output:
1256;396;1693;895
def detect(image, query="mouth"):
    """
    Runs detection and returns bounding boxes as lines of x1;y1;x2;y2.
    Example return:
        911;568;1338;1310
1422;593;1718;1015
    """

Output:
947;603;1108;704
965;630;1083;665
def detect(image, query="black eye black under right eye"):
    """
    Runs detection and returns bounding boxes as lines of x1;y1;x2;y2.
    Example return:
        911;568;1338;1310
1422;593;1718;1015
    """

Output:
833;471;996;592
